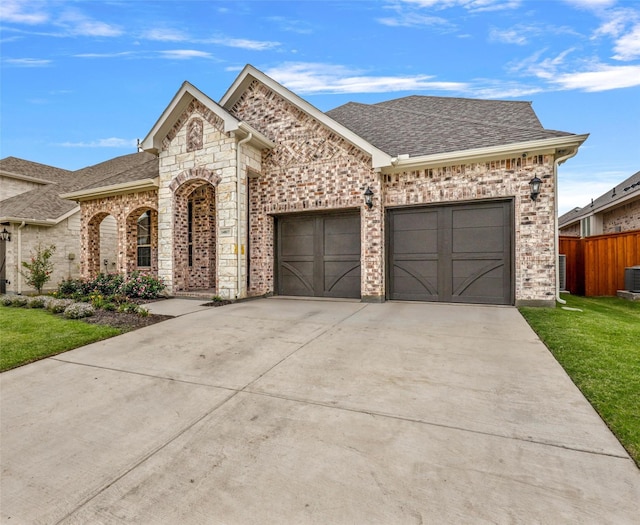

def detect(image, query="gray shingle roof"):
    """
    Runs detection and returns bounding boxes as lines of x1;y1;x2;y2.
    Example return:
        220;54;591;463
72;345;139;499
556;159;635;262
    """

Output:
326;95;573;157
558;170;640;227
0;157;72;183
0;152;158;223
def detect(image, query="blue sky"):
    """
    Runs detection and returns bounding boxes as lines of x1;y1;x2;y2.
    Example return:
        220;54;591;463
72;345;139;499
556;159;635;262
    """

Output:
1;0;639;215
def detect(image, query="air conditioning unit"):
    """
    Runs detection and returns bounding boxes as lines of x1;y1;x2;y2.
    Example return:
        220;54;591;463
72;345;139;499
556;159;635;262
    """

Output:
558;254;566;291
624;266;640;293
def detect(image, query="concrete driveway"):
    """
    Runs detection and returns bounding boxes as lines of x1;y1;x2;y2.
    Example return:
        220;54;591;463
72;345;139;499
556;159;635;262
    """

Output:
1;298;638;524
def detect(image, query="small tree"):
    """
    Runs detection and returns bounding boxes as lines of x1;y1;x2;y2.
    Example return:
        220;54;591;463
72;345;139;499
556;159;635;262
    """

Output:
21;243;56;294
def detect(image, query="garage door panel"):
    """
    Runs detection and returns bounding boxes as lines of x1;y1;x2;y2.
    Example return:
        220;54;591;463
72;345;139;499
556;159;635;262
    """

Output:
453;228;504;253
389;201;512;305
278;213;361;298
324;262;361;297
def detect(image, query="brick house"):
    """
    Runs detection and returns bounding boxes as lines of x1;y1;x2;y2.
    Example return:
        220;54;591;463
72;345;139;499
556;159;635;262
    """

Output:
558;170;640;237
60;65;587;306
0;155;152;294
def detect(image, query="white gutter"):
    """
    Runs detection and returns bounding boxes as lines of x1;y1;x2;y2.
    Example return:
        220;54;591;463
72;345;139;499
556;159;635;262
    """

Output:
554;147;581;305
382;134;590;172
17;221;26;294
60;179;158;201
236;132;253;299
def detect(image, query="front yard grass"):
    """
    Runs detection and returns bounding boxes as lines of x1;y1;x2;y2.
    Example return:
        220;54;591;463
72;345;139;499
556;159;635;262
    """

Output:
0;305;122;372
519;295;640;466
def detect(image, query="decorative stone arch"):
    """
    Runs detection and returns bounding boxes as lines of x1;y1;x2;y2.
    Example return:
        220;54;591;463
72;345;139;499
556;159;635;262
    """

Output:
171;171;218;292
169;167;221;193
125;205;159;276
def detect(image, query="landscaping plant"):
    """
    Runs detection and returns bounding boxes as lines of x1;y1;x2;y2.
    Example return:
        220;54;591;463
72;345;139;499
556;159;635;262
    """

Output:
20;243;56;294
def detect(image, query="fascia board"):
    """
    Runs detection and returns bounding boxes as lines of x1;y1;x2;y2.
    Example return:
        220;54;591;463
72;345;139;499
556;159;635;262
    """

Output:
0;216;62;227
563;190;640;224
0;170;55;185
237;122;275;149
382;134;590;172
220;65;392;169
60;179;158;201
141;82;240;153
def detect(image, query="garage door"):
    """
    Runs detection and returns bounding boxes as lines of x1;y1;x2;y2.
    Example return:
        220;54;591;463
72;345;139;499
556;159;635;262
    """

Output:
388;201;512;305
277;212;361;298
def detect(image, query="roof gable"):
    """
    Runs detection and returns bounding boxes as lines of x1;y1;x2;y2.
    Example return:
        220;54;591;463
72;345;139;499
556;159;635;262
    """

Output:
0;156;72;184
220;64;392;169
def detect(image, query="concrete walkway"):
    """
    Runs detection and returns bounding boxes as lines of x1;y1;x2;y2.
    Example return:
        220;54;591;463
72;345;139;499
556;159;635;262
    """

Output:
1;298;638;524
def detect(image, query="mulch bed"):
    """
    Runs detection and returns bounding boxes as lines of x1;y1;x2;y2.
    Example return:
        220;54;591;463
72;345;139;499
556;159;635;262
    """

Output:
83;310;174;331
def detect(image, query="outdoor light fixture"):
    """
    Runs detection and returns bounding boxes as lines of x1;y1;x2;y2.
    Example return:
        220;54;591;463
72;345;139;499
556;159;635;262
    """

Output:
364;186;374;209
0;227;10;242
529;176;542;201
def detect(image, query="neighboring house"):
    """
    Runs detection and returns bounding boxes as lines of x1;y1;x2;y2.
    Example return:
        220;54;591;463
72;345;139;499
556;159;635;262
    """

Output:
0;154;154;294
558;170;640;237
17;65;590;306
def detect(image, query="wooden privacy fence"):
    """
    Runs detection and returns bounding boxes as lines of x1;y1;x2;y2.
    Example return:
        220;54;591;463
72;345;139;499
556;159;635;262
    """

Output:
560;230;640;296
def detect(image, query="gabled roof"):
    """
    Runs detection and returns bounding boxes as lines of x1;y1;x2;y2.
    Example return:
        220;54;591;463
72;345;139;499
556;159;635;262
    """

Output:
0;152;158;223
140;81;273;154
559;170;640;228
220;64;392;169
326;98;572;158
222;65;586;170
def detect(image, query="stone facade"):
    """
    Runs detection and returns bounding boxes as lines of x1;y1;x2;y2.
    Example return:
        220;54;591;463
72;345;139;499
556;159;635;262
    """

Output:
559;222;580;237
2;214;82;294
0;175;43;201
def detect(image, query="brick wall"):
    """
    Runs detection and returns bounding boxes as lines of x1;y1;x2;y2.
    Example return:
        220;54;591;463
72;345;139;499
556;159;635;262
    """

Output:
230;81;557;304
559;223;580;237
231;80;382;299
602;198;640;233
79;190;158;279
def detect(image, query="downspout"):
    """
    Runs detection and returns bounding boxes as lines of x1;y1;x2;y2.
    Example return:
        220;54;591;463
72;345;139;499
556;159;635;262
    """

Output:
236;132;253;299
17;221;26;294
554;148;579;305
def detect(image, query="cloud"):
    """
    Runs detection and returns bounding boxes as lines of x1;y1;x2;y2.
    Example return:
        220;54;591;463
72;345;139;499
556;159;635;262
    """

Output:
264;62;468;94
391;0;521;12
377;12;452;27
74;51;135;59
0;0;48;25
140;28;188;42
56;9;122;37
551;64;640;91
59;138;137;148
489;27;528;45
205;37;280;51
267;16;313;35
612;24;640;60
562;0;617;10
158;49;215;60
4;57;51;67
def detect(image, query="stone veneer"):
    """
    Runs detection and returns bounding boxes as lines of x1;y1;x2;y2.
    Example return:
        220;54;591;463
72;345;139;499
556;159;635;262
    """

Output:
229;80;557;305
156;99;262;298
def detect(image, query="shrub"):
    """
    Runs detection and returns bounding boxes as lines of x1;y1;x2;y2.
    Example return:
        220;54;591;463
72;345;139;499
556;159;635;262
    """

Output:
10;296;28;307
21;244;55;294
47;298;74;313
26;296;47;308
64;302;95;319
57;278;92;299
91;273;124;296
119;272;166;299
0;295;13;306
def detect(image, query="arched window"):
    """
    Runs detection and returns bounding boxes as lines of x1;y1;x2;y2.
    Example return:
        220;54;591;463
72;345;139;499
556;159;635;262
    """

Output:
137;211;151;267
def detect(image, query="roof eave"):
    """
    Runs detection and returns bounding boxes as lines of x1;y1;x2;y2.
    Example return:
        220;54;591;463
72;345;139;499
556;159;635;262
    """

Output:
0;170;55;185
140;81;241;154
0;207;79;227
60;178;159;202
381;134;590;172
220;64;392;169
559;189;640;227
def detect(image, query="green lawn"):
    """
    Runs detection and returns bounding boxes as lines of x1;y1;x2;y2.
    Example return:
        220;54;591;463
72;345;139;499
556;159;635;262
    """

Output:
520;295;640;466
0;305;122;372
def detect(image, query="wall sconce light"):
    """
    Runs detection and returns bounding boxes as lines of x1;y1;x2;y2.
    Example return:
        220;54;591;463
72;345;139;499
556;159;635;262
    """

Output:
529;176;542;201
364;186;374;209
0;227;11;242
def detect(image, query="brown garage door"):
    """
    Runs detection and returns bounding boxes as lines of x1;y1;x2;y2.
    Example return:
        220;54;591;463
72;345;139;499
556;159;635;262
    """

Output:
277;212;361;298
388;201;513;305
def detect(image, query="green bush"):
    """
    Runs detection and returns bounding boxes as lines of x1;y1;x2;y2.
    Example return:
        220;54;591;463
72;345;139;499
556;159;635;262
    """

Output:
10;296;28;307
63;302;95;319
119;271;166;299
57;272;165;301
0;295;13;306
26;296;47;309
47;298;74;313
21;244;55;294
